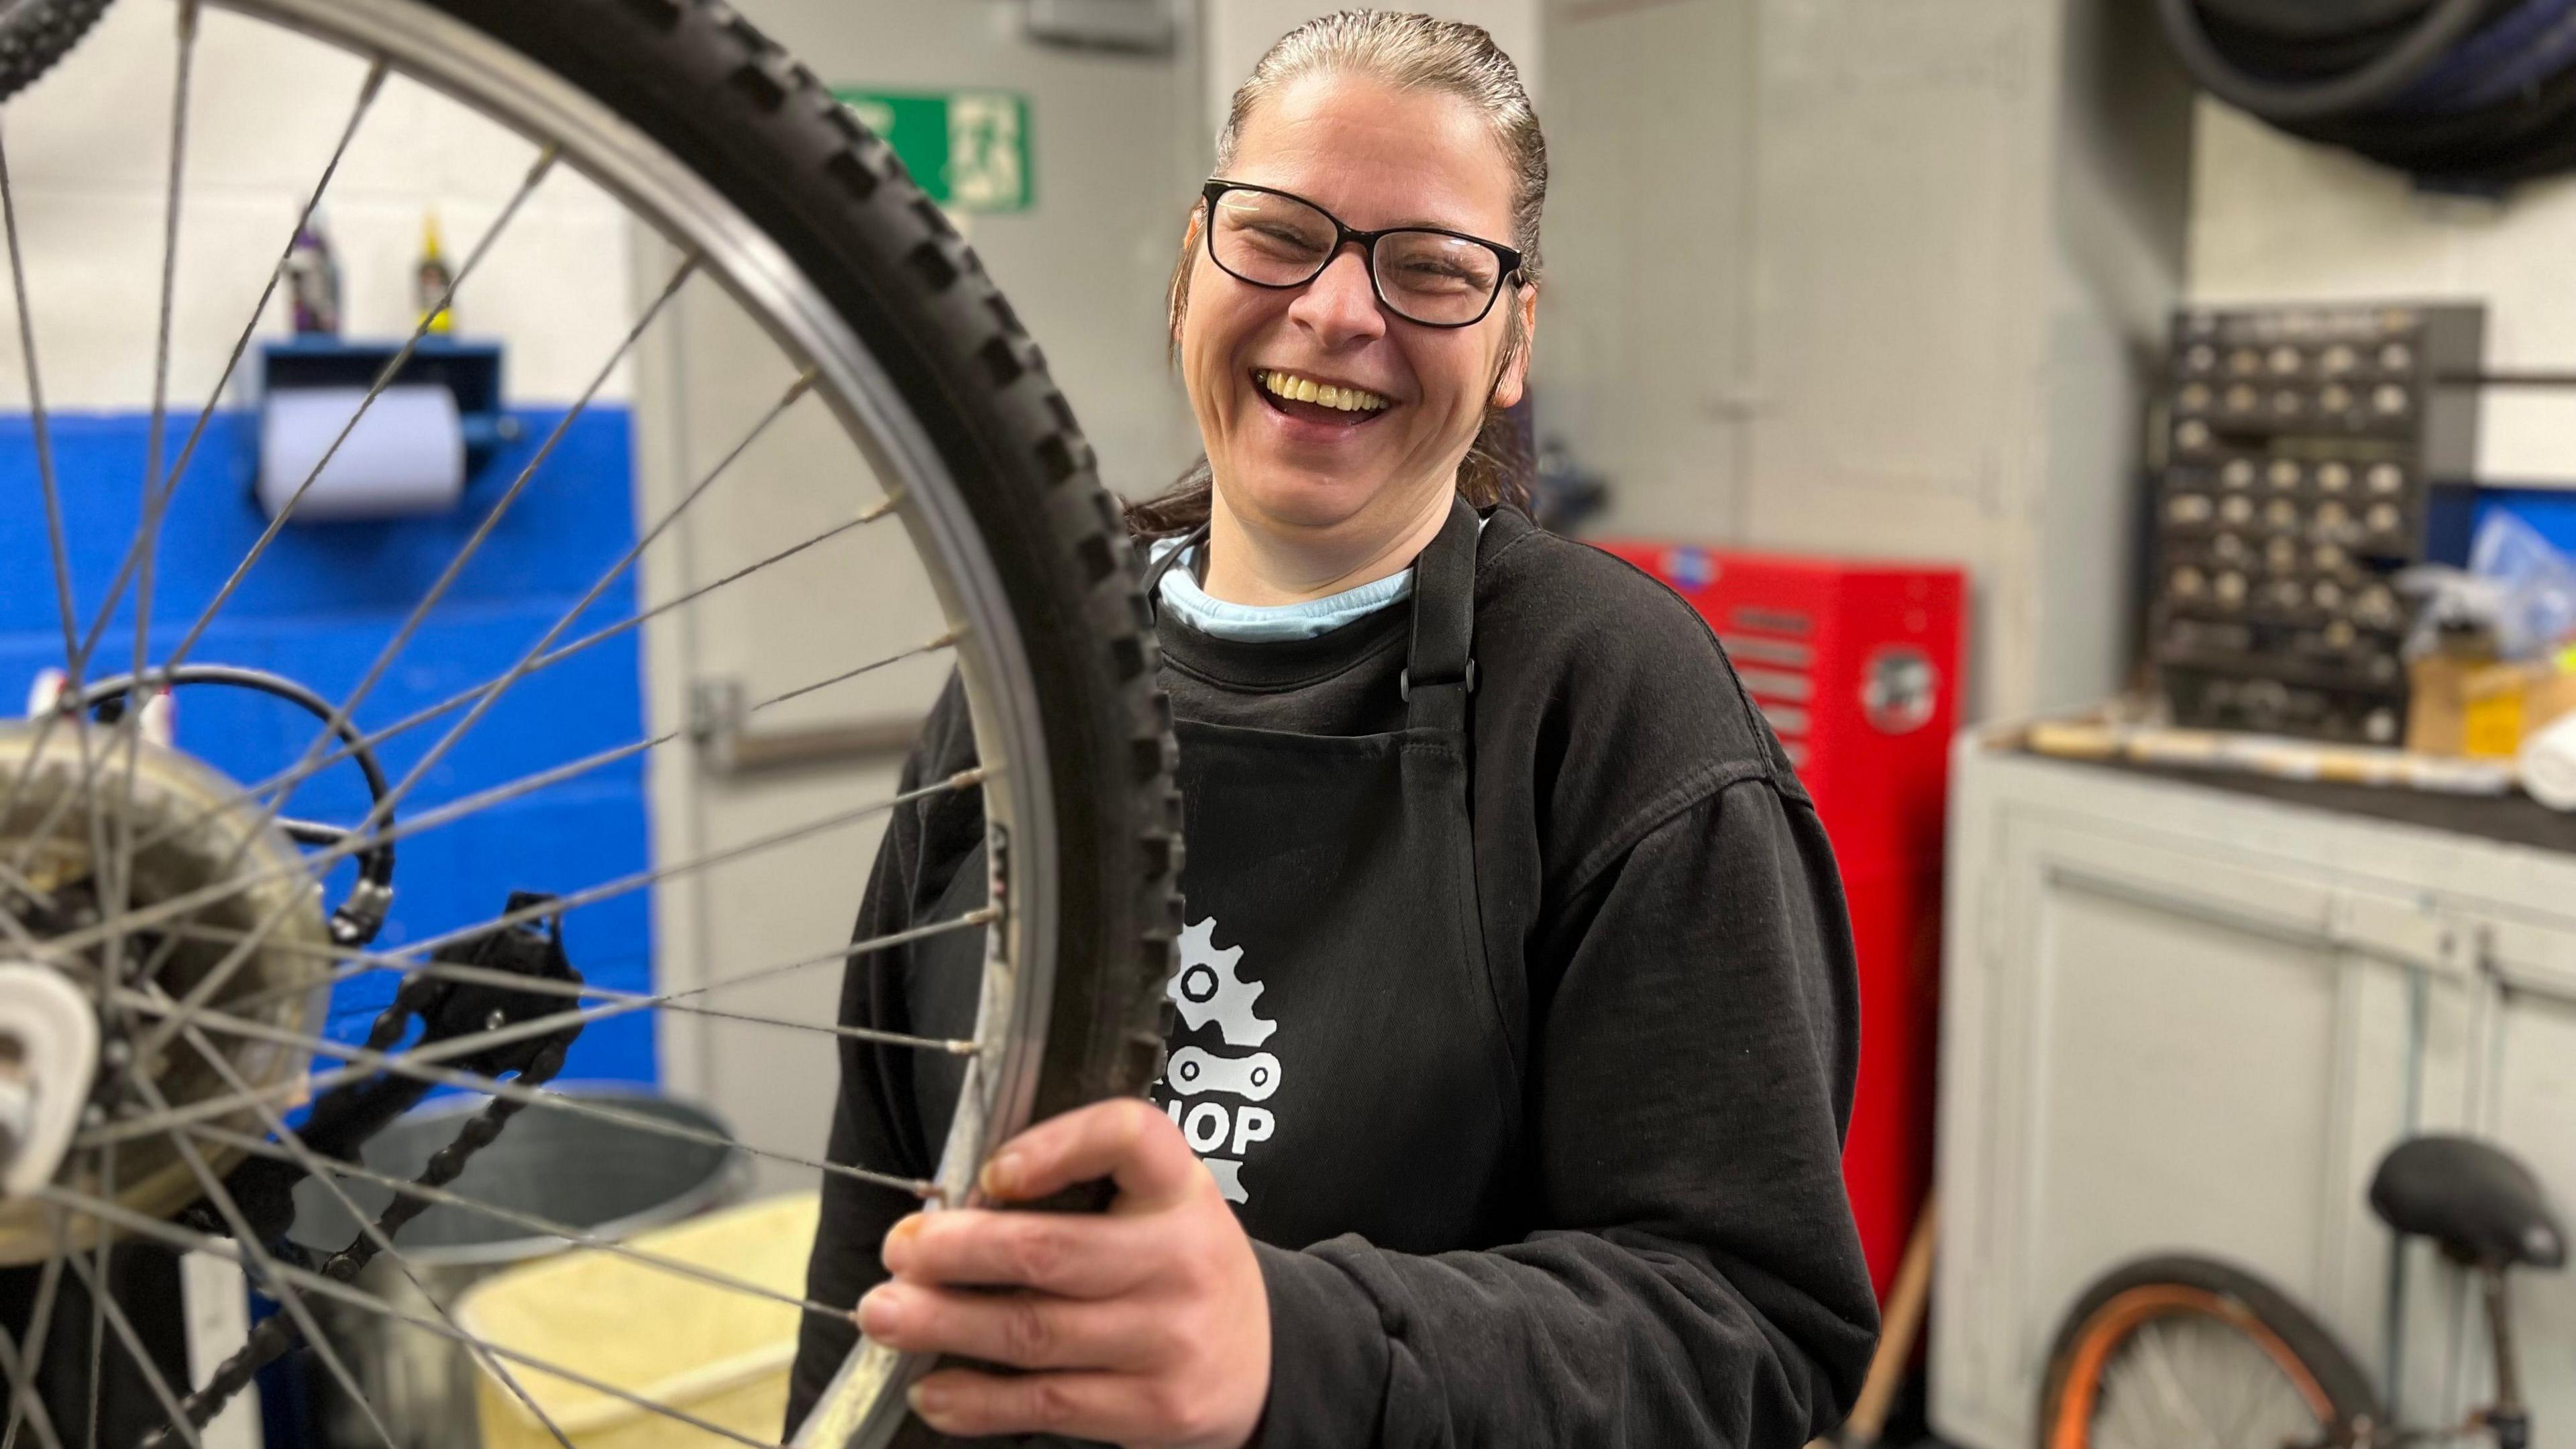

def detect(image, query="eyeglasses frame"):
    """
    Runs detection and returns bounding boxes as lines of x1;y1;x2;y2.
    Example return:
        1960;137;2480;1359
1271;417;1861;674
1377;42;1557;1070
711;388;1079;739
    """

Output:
1199;179;1526;329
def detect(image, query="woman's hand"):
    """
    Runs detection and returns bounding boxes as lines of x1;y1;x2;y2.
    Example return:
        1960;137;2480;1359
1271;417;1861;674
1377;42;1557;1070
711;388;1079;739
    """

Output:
856;1097;1272;1449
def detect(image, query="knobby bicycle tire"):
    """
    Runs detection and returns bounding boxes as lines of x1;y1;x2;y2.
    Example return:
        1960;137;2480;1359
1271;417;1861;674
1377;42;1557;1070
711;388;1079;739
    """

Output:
1;0;1184;1442
406;0;1189;1437
0;0;111;101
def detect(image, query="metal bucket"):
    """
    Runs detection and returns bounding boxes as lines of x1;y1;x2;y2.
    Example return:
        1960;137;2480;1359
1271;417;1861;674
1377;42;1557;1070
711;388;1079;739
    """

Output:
281;1085;745;1449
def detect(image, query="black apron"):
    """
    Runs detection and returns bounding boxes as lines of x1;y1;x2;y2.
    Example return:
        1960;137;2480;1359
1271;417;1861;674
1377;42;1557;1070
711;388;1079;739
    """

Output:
1139;497;1519;1253
849;501;1519;1449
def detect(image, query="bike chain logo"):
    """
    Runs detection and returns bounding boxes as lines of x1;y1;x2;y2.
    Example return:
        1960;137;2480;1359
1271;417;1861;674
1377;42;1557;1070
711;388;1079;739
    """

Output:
1157;916;1277;1205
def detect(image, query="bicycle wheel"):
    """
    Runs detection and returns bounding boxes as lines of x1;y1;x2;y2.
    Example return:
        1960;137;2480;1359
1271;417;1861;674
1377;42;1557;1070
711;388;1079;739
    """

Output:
2039;1255;2383;1449
0;0;1179;1444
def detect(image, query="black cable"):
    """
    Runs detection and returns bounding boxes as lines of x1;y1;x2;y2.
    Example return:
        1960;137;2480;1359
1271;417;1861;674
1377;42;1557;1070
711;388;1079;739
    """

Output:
2200;0;2434;40
2396;0;2576;110
72;665;396;936
2159;0;2497;119
2267;50;2576;183
2196;3;2459;82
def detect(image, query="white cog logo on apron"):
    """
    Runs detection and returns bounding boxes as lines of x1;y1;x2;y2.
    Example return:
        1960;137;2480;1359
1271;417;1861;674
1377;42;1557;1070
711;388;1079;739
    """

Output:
1168;917;1275;1048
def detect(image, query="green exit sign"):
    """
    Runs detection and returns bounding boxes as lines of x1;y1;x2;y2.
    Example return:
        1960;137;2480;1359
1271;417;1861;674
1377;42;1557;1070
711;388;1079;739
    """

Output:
831;88;1032;213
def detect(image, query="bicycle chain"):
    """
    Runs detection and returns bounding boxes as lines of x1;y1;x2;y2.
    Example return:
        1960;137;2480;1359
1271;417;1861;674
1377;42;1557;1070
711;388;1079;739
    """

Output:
144;930;583;1447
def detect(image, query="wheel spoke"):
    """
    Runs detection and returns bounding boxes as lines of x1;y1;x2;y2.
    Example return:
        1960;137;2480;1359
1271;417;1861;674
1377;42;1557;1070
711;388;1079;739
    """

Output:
51;723;974;1000
30;236;695;950
223;906;989;1055
29;1187;787;1449
1;142;564;890
130;500;902;863
152;999;579;1449
105;733;921;1088
80;1146;111;1449
91;994;943;1199
119;725;686;1067
81;245;703;1041
231;246;699;798
127;0;203;705
157;912;988;1052
152;143;564;674
0;885;39;955
141;360;839;853
0;1216;68;1449
97;0;209;1099
75;738;123;1449
0;117;76;682
401;767;981;963
105;1070;403;1449
0;1312;64;1449
351;363;814;833
99;898;994;1118
2140;1322;2226;1448
184;1121;850;1321
183;250;702;884
54;1248;203;1449
119;54;391;672
0;46;386;730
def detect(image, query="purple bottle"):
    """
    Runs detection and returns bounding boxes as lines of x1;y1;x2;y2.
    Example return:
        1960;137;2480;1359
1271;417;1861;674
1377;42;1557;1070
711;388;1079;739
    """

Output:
284;215;341;335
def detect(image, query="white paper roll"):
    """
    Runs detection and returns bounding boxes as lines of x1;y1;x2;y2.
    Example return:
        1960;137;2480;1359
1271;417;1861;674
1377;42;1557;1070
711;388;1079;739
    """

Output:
2520;708;2576;812
258;383;465;521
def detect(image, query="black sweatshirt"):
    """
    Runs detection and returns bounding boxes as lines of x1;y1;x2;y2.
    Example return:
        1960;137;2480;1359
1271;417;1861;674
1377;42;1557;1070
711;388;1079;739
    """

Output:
789;506;1879;1446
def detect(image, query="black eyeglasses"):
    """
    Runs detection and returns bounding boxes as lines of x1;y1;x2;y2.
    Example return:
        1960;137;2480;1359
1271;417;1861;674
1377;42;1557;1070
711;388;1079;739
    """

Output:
1199;180;1524;329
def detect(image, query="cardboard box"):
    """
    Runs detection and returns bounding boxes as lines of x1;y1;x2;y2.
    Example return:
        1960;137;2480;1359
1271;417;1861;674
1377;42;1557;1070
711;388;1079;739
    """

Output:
2409;653;2576;758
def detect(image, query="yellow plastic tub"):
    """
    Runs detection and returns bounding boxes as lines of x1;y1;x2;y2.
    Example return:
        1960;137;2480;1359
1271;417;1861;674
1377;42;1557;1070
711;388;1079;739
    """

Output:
454;1191;823;1449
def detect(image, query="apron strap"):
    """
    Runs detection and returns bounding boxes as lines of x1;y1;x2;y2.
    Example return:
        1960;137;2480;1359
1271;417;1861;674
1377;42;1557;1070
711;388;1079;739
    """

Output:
1138;499;1481;736
1138;523;1212;610
1399;494;1481;735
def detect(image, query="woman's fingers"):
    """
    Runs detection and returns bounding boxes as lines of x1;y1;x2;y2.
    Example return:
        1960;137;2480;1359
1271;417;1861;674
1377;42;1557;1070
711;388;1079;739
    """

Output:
858;1281;1168;1372
979;1097;1208;1214
879;1205;1159;1298
858;1099;1269;1448
908;1364;1222;1444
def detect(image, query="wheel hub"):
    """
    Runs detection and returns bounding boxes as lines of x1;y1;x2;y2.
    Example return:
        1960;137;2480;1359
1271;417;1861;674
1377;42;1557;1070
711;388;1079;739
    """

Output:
0;722;334;1262
0;963;97;1198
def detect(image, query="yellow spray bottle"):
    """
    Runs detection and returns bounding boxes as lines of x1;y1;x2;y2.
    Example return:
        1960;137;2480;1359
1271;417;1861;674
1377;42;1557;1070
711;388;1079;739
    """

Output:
415;210;455;334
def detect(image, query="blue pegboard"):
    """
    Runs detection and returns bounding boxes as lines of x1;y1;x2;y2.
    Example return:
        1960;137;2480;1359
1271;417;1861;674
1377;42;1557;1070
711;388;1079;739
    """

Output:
0;405;657;1084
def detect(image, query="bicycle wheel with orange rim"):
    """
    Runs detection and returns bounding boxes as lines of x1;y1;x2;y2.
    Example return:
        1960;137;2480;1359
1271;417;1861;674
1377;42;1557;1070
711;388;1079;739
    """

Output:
2038;1255;2382;1449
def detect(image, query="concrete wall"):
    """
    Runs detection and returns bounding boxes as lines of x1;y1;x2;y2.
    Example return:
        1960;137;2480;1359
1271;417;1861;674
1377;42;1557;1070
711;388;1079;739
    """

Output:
0;0;635;410
743;0;1206;496
1539;0;2194;720
1203;0;1542;138
1536;0;1756;541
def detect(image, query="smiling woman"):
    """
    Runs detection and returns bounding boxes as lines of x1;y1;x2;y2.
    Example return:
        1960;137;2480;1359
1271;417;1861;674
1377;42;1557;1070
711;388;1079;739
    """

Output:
794;11;1881;1448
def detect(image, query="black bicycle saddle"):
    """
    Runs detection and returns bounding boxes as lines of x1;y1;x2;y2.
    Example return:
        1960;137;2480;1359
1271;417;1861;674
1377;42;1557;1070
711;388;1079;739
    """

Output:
2369;1134;2567;1271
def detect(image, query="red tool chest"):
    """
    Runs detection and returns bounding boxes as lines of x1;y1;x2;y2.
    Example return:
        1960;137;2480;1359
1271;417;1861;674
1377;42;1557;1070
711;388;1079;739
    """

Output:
1590;539;1967;1301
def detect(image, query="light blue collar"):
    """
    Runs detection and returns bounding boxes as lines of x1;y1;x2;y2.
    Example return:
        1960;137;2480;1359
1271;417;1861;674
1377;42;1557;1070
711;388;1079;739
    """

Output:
1146;537;1413;642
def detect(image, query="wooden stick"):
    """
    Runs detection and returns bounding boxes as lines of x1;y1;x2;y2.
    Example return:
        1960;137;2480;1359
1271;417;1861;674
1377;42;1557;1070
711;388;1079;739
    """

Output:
1843;1194;1939;1445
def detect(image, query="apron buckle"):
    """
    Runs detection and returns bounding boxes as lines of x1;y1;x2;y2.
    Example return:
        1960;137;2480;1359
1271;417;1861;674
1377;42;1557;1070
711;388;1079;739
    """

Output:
1398;661;1477;700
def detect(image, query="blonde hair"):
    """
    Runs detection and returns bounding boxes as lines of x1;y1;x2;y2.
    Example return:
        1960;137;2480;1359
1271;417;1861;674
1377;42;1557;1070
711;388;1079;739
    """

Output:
1128;9;1547;535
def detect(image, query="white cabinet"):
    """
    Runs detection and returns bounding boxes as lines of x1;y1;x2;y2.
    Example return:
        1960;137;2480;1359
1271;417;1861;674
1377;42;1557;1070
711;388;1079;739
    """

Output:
1933;741;2576;1448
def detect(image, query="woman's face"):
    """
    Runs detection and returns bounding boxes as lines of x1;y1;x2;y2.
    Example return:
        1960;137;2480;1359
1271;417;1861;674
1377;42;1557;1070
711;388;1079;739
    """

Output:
1180;72;1534;539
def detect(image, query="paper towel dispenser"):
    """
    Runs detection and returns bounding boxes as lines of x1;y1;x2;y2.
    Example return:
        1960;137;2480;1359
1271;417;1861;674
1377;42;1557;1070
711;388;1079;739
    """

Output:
252;336;517;523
